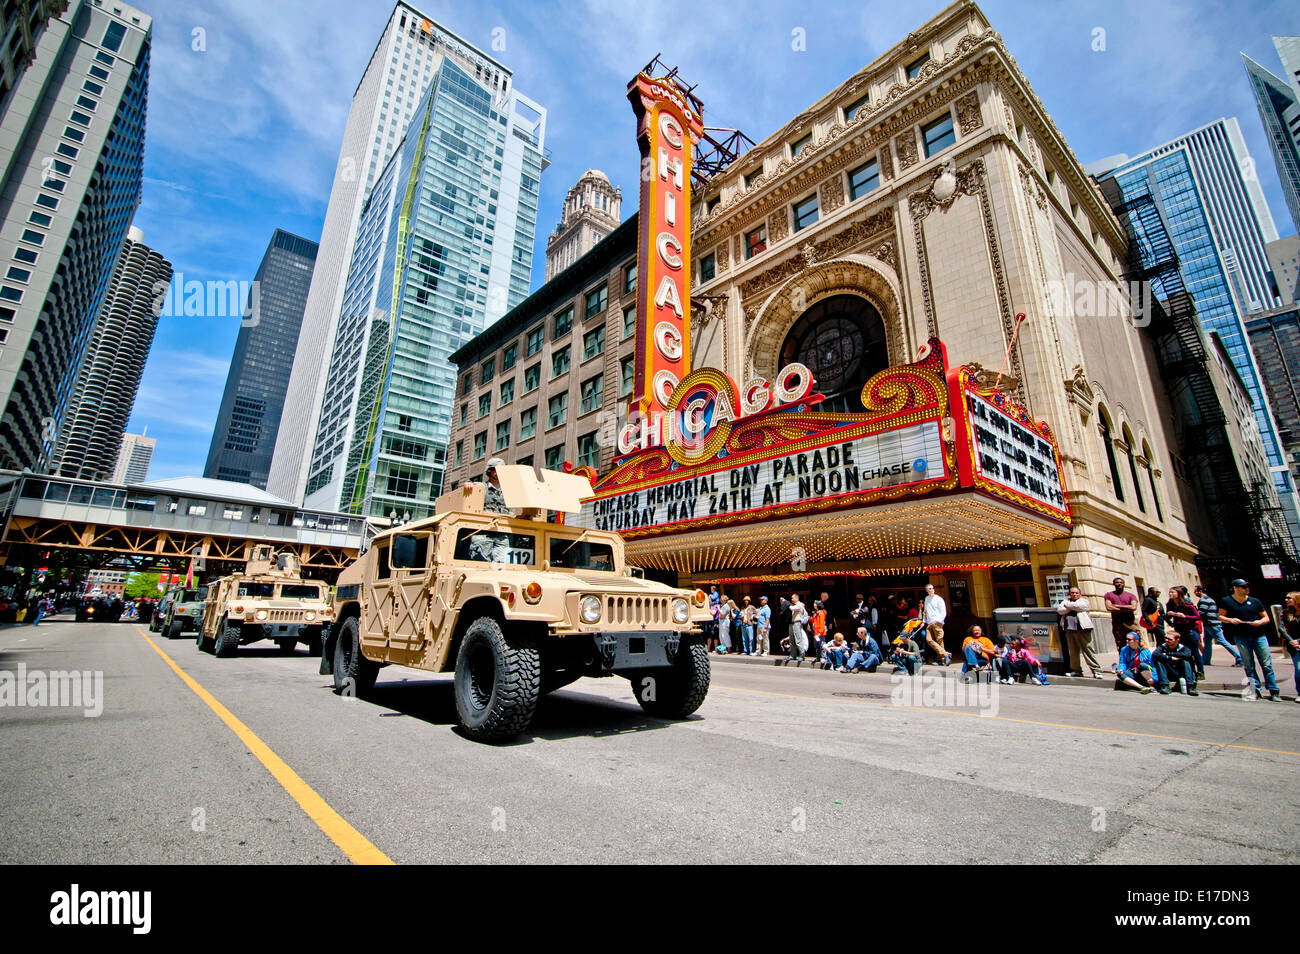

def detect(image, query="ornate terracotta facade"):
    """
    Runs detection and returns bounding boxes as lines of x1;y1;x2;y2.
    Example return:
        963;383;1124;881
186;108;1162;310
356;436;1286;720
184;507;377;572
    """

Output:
655;0;1201;620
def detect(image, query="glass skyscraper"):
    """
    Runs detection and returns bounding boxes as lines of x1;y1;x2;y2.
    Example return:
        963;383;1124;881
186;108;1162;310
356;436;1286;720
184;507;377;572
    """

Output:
205;229;318;489
1096;123;1300;546
1243;40;1300;235
269;3;521;506
303;56;545;521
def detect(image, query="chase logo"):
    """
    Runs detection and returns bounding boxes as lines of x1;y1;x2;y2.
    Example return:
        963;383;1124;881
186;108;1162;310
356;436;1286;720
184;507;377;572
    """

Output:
912;458;928;474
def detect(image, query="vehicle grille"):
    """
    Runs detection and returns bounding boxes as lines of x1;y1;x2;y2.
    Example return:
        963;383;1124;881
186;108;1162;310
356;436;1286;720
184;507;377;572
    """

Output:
604;596;670;626
267;609;304;623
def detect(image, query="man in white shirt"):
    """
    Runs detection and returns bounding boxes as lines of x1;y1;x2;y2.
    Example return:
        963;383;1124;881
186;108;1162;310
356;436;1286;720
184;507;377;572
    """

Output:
922;583;951;666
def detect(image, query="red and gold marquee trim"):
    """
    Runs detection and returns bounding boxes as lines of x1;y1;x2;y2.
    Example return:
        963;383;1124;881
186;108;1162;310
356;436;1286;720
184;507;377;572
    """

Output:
586;337;1071;543
947;364;1072;525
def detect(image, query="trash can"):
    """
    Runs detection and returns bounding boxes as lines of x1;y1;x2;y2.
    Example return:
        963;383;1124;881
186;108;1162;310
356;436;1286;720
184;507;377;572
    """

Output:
994;606;1068;674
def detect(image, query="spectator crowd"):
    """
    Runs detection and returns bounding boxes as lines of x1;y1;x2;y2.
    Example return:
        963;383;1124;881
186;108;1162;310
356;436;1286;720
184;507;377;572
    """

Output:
700;578;1300;702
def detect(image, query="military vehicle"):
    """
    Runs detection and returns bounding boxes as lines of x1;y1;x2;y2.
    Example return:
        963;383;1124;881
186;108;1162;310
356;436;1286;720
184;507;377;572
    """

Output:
321;465;712;742
197;545;332;657
157;586;207;639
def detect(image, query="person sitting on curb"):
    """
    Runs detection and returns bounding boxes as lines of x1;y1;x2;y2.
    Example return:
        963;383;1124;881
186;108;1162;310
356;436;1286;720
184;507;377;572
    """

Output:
1114;632;1156;694
846;626;883;673
1152;630;1199;696
824;632;850;671
1007;637;1050;686
961;624;1005;679
890;632;922;676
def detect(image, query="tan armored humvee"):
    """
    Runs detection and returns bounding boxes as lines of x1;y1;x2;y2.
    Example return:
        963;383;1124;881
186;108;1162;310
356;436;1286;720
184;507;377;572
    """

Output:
321;465;712;742
197;545;333;657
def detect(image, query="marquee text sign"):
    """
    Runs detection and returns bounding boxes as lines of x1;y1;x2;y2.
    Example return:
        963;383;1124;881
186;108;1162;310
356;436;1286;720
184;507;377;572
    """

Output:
578;420;946;533
958;382;1070;521
627;74;703;425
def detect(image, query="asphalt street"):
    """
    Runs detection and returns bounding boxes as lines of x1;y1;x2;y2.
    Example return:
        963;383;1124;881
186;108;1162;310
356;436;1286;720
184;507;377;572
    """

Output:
2;617;1296;864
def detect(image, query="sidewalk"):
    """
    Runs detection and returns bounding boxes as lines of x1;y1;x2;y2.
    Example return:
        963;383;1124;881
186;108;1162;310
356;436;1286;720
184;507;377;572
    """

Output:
710;644;1297;697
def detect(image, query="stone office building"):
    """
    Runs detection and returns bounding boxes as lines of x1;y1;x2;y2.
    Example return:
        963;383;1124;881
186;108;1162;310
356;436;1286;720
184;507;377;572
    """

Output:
452;0;1207;641
446;214;637;486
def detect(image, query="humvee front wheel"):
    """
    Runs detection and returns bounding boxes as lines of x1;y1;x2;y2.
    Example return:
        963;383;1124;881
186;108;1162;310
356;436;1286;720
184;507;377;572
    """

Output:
453;617;540;742
332;617;378;697
196;625;214;654
167;618;182;639
302;626;323;656
214;619;241;657
630;641;710;719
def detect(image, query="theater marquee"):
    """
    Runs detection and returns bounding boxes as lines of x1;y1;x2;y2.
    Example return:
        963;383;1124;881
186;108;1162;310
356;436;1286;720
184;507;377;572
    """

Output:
577;339;1072;553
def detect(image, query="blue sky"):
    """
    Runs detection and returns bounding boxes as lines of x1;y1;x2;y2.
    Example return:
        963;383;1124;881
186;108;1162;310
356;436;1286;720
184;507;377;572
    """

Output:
129;0;1300;481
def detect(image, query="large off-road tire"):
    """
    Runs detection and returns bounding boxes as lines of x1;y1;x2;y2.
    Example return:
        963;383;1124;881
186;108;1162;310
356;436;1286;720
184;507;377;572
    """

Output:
332;617;378;697
214;618;241;657
149;612;161;633
196;624;215;654
302;626;323;656
167;617;182;639
630;641;710;718
453;617;540;742
275;638;297;655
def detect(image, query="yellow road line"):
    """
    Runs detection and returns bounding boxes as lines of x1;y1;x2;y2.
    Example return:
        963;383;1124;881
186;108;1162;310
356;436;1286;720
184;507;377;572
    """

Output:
713;681;1300;758
135;627;393;865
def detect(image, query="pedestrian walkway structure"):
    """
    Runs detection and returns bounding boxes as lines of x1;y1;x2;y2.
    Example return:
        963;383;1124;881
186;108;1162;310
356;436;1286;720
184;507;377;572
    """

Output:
0;473;369;580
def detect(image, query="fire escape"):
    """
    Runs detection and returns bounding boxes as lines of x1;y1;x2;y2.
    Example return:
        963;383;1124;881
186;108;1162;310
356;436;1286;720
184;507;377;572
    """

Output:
1099;178;1299;580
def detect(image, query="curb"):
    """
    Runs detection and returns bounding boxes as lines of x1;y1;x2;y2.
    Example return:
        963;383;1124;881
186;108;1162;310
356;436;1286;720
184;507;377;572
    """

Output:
708;649;1296;698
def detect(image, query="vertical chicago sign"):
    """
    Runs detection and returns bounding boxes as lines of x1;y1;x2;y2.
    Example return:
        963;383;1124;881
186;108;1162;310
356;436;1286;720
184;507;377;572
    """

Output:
627;73;703;436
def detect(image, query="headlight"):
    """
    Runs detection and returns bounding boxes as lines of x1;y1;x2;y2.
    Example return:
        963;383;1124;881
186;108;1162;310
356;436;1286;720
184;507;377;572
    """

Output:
305;611;315;621
580;596;602;624
255;609;268;621
672;599;689;624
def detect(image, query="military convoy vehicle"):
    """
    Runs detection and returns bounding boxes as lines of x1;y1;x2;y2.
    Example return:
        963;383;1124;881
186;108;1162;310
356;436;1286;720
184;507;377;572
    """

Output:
321;465;712;742
153;586;206;639
197;545;332;657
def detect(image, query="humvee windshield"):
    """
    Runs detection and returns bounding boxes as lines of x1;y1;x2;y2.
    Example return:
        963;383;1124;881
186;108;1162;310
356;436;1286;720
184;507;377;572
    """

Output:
180;589;202;601
237;582;275;598
279;584;321;599
453;528;535;565
549;537;616;571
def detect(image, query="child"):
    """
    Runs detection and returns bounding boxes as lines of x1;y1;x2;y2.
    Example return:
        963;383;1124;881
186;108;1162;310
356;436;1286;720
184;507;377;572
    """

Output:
810;600;828;664
1008;637;1050;686
824;632;850;671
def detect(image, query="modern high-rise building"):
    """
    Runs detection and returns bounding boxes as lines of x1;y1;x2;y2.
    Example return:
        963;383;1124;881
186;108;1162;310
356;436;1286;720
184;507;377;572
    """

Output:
1266;234;1300;305
111;430;154;483
1243;38;1300;235
204;229;318;489
1092;119;1300;544
544;169;621;280
0;0;150;471
52;226;170;480
0;0;69;109
301;53;546;521
268;3;526;505
1247;305;1300;547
